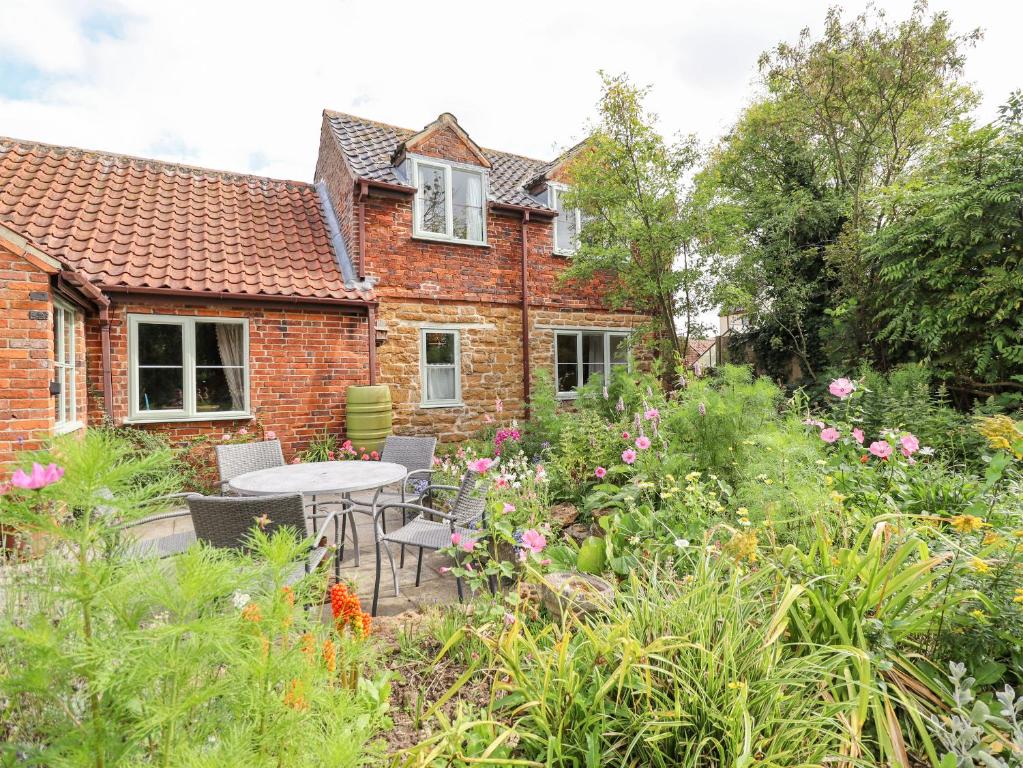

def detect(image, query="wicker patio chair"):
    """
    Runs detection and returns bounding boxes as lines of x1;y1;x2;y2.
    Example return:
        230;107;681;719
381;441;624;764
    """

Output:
347;435;437;565
124;493;344;585
370;469;490;616
186;492;343;585
214;440;286;494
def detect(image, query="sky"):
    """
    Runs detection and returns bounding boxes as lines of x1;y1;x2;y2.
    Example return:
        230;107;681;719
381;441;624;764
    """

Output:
2;0;1018;183
0;0;1019;332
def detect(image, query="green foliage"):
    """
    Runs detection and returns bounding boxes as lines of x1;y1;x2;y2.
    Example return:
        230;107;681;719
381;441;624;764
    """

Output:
0;431;388;767
564;71;709;367
870;102;1023;397
695;3;981;379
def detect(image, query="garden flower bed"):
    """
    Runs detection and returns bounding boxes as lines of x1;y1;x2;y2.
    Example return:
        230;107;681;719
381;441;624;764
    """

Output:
2;365;1022;767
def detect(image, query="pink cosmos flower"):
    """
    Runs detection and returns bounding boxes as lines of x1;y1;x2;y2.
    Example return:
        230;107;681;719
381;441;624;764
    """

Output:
635;435;651;450
869;441;893;459
802;418;825;428
852;428;865;445
450;532;462;546
900;433;920;457
595;466;607;479
495;475;510;488
622;448;637;465
238;427;248;435
644;408;660;421
820;427;840;444
265;430;276;440
503;503;516;513
10;462;64;490
828;378;855;399
521;528;546;553
467;457;495;474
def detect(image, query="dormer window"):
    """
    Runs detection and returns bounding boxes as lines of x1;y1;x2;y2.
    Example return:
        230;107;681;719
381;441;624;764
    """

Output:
550;183;581;255
410;156;487;245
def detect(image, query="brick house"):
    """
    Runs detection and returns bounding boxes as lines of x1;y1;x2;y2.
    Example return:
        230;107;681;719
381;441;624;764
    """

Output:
0;111;650;463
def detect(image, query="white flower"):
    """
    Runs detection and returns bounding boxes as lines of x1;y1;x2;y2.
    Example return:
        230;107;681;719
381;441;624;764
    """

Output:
232;591;251;610
674;538;690;548
918;446;935;456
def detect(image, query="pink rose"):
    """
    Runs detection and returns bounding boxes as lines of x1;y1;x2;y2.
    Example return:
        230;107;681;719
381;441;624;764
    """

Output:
521;528;546;553
635;435;651;450
852;428;864;445
820;427;840;444
869;441;893;459
828;378;855;399
595;466;607;479
11;462;64;490
467;457;495;474
622;448;637;465
900;433;920;457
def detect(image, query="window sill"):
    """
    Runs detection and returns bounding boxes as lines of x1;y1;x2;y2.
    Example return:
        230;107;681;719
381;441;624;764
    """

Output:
55;421;84;435
124;413;252;425
556;392;579;401
552;248;576;257
418;401;465;410
411;234;489;249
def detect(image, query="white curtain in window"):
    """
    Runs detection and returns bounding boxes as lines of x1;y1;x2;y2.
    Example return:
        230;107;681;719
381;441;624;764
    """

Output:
465;173;483;241
215;324;245;410
427;368;456;401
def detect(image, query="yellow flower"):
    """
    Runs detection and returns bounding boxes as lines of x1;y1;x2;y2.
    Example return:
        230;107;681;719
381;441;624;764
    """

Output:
824;475;834;486
950;515;987;534
764;478;774;486
727;680;747;690
1013;588;1023;604
969;558;991;574
976;415;1023;459
736;507;749;516
685;471;702;482
969;609;987;621
726;530;759;564
983;532;1004;547
829;490;847;505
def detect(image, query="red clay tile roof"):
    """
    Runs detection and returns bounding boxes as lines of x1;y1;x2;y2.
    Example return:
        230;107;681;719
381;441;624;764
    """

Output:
684;338;716;365
0;138;372;303
324;111;556;211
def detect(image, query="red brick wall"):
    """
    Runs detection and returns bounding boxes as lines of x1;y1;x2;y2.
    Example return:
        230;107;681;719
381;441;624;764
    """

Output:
314;119;359;273
360;195;616;308
0;245;54;463
85;299;370;459
407;124;484;167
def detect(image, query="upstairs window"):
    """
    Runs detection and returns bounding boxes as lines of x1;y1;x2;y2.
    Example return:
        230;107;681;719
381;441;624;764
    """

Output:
555;330;629;398
53;302;80;432
129;315;249;421
550;184;581;255
411;157;487;245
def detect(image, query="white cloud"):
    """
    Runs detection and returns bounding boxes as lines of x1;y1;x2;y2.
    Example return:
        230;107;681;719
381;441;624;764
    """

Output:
1;0;1017;184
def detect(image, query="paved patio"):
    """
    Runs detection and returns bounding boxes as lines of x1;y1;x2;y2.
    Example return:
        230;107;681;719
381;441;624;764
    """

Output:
131;505;462;616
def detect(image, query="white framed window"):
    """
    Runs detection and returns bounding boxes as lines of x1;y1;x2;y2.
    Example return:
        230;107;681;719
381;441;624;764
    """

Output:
129;314;249;421
53;301;80;432
420;329;462;407
550;183;581;255
554;330;630;398
410;155;487;245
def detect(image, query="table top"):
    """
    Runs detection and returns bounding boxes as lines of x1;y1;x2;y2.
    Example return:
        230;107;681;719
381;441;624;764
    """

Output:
227;461;408;496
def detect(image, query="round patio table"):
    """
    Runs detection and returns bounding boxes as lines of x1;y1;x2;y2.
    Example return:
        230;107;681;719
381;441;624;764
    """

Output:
228;461;407;567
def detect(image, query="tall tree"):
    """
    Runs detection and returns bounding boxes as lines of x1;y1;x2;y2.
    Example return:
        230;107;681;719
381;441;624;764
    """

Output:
696;2;979;380
562;72;707;371
869;94;1023;401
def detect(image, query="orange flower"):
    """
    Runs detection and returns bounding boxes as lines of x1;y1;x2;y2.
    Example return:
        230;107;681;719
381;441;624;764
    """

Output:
281;586;295;607
329;583;364;633
242;603;263;623
322;638;336;674
358;611;372;637
283;678;308;710
300;632;316;659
